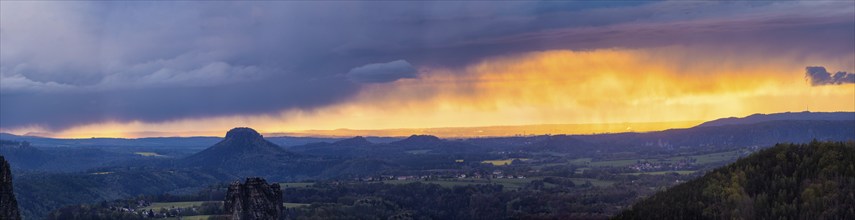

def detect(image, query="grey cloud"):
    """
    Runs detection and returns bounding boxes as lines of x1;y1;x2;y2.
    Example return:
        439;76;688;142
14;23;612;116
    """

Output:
805;66;855;86
1;1;853;131
346;60;417;83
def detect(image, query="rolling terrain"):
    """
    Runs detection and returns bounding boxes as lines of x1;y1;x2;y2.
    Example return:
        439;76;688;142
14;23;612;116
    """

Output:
0;112;852;219
615;141;855;219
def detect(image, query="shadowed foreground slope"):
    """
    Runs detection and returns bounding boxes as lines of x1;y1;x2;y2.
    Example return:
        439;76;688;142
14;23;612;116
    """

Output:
615;141;855;219
1;156;22;220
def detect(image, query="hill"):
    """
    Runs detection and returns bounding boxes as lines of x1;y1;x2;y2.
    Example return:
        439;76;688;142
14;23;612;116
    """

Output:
697;111;854;127
181;128;328;177
0;140;53;170
180;127;341;180
614;141;855;219
574;120;855;156
184;127;296;166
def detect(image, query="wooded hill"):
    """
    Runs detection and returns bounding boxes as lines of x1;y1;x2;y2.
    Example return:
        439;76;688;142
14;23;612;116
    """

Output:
615;141;855;219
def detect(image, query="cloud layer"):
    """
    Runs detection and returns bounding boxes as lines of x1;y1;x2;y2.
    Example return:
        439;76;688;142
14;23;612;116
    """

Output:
346;60;417;83
805;66;855;86
1;1;854;134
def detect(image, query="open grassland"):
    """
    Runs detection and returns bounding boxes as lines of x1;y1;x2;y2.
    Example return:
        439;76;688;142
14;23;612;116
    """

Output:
173;215;225;220
625;170;697;175
590;159;638;167
405;149;432;154
679;150;739;164
539;150;740;169
135;152;167;157
144;201;214;210
380;177;536;190
567;178;614;187
481;158;530;166
284;203;310;208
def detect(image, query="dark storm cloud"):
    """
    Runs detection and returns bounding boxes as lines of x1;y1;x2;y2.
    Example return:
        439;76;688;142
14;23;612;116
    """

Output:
1;1;853;130
805;66;855;86
346;60;417;83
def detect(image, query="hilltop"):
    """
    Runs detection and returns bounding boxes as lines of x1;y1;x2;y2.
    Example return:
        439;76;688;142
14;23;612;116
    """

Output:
697;111;854;127
615;141;855;219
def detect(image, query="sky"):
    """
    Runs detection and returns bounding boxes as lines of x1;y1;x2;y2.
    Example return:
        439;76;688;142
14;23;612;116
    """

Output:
1;1;854;138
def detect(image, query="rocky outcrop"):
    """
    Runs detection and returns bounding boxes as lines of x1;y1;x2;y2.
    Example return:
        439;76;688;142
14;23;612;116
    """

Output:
0;156;21;220
224;177;283;220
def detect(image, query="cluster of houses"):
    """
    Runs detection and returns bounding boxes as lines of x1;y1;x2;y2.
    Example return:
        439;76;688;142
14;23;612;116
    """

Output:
105;200;204;218
628;158;697;172
354;170;527;182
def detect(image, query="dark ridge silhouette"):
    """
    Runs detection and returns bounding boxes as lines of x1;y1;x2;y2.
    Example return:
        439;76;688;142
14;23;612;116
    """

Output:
392;135;443;147
697;111;854;127
0;156;22;220
332;136;373;147
183;127;297;168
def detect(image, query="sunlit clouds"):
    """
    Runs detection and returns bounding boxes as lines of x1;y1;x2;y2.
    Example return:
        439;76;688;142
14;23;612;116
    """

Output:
7;47;852;138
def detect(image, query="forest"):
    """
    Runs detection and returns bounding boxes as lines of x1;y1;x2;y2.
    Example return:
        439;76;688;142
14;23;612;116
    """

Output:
615;141;855;219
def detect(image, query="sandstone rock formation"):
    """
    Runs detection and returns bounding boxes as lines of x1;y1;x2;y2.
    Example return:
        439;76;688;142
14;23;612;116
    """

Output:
224;177;283;220
0;156;21;220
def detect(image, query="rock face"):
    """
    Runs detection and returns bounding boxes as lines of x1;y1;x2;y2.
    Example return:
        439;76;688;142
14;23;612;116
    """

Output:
0;156;21;220
224;177;283;220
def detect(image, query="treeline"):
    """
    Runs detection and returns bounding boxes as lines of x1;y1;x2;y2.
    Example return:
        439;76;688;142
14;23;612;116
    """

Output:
281;181;641;219
615;141;855;219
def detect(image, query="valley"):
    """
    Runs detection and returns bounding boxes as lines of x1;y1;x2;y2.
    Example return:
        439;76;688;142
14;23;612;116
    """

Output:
1;112;853;219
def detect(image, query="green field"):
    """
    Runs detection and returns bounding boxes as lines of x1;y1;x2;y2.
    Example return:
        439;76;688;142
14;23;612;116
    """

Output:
589;159;639;167
380;178;536;190
625;170;697;175
144;201;215;210
481;158;530;166
678;150;739;164
284;203;309;208
568;150;740;168
567;158;592;165
405;149;432;154
567;178;615;187
174;215;226;220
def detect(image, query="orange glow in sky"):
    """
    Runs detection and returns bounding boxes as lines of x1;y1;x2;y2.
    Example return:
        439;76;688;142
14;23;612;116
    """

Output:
5;47;854;138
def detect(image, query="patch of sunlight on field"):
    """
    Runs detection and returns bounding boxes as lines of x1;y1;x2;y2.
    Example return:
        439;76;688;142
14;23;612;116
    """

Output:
481;158;530;166
135;152;167;157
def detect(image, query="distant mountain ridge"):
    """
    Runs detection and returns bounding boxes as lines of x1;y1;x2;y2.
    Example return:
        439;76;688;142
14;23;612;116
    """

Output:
332;136;373;147
697;111;854;127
